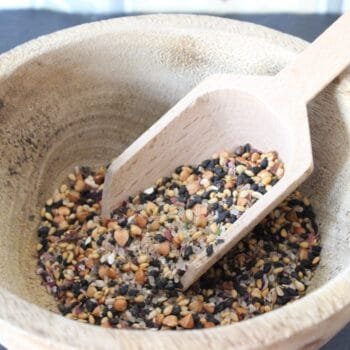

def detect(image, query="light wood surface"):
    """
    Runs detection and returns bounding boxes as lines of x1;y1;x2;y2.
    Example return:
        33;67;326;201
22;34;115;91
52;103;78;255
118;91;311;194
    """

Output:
0;14;350;350
102;13;350;290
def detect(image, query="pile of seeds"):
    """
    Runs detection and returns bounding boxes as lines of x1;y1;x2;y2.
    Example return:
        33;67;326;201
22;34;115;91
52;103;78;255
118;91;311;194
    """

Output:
37;144;321;329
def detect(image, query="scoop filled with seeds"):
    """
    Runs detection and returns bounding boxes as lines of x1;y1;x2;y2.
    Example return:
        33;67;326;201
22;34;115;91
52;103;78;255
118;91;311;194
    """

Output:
37;145;320;329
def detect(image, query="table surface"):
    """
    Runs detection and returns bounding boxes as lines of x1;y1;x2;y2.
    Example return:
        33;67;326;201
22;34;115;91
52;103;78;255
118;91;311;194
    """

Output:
0;9;348;350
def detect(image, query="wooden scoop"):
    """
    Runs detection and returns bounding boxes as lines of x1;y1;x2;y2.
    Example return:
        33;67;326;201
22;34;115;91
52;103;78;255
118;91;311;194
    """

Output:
102;13;350;290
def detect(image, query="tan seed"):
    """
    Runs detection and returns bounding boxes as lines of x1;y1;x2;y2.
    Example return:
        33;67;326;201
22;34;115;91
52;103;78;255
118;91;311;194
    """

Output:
204;321;215;328
299;241;309;248
98;265;109;279
194;214;208;228
135;214;148;228
108;268;118;279
155;241;170;256
130;224;142;237
114;229;129;247
179;314;194;329
114;298;127;312
299;248;308;260
189;300;203;313
179;167;191;181
58;206;70;216
135;269;145;285
146;201;159;216
186;182;200;195
163;305;173;316
74;179;85;192
150;219;160;231
193;204;208;216
312;256;320;265
162;315;178;328
86;285;97;298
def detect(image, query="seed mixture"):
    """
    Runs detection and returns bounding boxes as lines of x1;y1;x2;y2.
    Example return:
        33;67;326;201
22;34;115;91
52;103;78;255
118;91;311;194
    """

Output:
37;144;321;329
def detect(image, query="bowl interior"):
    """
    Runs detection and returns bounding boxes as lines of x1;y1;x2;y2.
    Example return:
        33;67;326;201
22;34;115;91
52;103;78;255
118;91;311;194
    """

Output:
0;18;349;314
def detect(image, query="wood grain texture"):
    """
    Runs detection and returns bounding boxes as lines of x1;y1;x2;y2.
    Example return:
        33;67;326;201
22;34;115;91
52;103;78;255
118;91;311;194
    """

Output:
0;14;349;350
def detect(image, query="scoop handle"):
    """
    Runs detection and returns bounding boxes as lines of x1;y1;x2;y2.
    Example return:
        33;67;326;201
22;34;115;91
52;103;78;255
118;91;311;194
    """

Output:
275;12;350;103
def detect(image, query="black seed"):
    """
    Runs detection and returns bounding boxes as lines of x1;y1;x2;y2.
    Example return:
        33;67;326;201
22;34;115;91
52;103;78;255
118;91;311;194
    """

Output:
108;280;117;287
243;143;251;153
58;304;71;315
214;166;225;178
38;226;49;237
251;166;261;175
150;260;161;268
155;234;166;242
226;197;233;206
251;183;259;191
206;245;214;257
300;259;312;269
237;173;253;186
254;271;264;279
183;246;193;260
156;278;168;289
210;202;219;211
96;236;104;246
284;287;299;297
279;277;292;285
234;146;244;156
258;185;267;194
216;210;229;223
179;185;188;195
149;269;160;277
260;158;268;169
119;285;129;295
312;246;322;255
172;305;181;316
85;299;97;312
175;165;183;174
71;282;81;295
177;269;185;276
128;288;138;297
109;318;119;326
263;263;272;273
201;159;211;169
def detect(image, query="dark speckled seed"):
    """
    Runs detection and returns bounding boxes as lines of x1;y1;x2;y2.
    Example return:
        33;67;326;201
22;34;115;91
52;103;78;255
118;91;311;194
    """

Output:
254;270;263;279
263;263;272;273
300;259;312;269
175;165;183;174
128;288;138;297
284;287;298;297
260;157;268;169
250;166;261;175
109;317;119;326
279;277;292;285
155;234;166;243
38;226;49;237
243;143;251;153
183;246;193;260
206;245;214;257
237;173;253;186
172;305;181;316
119;284;129;295
85;299;97;312
234;146;244;156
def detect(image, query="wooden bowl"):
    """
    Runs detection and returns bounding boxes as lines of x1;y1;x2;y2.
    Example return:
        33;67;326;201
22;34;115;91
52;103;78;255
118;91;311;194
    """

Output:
0;15;349;350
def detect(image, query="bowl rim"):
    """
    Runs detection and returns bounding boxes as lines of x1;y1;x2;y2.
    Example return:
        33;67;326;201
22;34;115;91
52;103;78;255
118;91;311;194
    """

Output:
0;13;349;350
